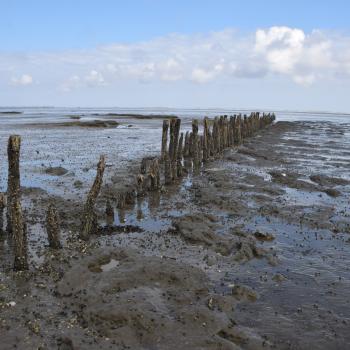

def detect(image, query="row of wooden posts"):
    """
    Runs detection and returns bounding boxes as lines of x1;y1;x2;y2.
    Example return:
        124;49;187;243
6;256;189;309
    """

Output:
1;112;275;271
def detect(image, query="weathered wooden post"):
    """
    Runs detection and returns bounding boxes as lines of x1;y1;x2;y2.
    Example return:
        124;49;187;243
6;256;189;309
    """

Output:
203;117;209;162
168;118;176;161
213;117;220;155
46;204;62;249
7;135;28;271
0;193;5;233
177;132;184;177
161;120;169;161
192;119;200;167
164;156;172;185
80;155;105;241
7;135;21;234
183;131;190;158
116;192;126;209
136;174;145;197
173;119;181;161
170;119;181;181
149;158;160;190
106;200;114;225
208;129;214;157
12;199;28;270
229;116;235;146
237;116;243;145
223;116;228;148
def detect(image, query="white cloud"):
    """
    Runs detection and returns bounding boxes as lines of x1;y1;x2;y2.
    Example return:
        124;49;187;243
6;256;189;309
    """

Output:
2;27;350;92
60;70;106;92
85;70;106;86
10;74;33;86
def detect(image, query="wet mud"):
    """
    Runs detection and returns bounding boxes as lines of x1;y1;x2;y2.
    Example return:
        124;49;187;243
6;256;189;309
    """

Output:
0;118;350;349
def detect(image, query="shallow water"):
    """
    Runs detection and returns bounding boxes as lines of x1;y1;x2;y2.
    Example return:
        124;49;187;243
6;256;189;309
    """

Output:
0;107;349;198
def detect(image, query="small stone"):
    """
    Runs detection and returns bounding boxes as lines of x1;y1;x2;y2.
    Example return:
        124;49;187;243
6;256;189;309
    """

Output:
232;285;258;302
272;273;287;283
254;231;275;241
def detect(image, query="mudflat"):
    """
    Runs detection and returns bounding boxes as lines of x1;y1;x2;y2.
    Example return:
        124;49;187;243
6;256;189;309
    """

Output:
1;118;350;349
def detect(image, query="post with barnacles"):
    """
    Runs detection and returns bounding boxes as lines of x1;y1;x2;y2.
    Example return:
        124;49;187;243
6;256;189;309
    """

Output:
46;204;62;249
7;135;28;271
7;135;21;234
80;155;106;241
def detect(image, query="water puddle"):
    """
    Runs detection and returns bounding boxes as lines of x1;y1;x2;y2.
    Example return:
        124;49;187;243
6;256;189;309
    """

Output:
100;258;119;272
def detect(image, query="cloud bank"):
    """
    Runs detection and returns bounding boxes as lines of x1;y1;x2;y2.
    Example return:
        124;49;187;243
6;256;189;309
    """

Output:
10;74;33;86
1;26;350;108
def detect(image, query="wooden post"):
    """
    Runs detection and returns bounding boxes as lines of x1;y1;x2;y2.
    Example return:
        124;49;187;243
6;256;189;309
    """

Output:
116;192;126;209
0;193;5;233
173;119;181;161
161;120;169;161
12;199;28;271
164;156;172;185
170;119;181;181
7;135;21;234
46;204;62;249
183;131;190;158
106;200;114;225
192;119;199;167
7;135;28;271
177;133;184;177
168;118;176;161
203;117;209;162
80;155;105;241
177;132;184;160
213;117;220;155
149;158;160;190
136;174;145;196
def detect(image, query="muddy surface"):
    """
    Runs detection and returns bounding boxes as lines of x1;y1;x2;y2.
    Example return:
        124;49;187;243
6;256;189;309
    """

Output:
28;120;120;128
1;116;350;349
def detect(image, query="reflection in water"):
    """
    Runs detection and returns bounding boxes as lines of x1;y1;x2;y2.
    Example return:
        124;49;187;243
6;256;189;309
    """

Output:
148;191;161;215
136;198;144;221
117;208;126;224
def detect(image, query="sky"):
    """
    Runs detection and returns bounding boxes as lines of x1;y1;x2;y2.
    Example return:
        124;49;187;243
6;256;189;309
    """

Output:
1;0;350;111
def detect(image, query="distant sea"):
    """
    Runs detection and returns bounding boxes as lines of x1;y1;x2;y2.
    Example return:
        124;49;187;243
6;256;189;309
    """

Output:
1;106;350;124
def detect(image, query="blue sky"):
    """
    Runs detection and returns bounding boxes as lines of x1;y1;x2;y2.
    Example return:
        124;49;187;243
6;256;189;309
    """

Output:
1;1;350;111
2;0;349;50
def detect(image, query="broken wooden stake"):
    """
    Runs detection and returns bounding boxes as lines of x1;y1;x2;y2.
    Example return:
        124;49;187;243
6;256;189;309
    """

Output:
80;155;105;241
46;204;62;249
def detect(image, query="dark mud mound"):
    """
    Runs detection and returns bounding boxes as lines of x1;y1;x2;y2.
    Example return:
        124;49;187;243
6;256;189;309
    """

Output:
88;113;178;120
58;120;119;128
0;110;23;114
57;249;243;349
172;214;267;260
45;166;69;176
309;174;350;187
